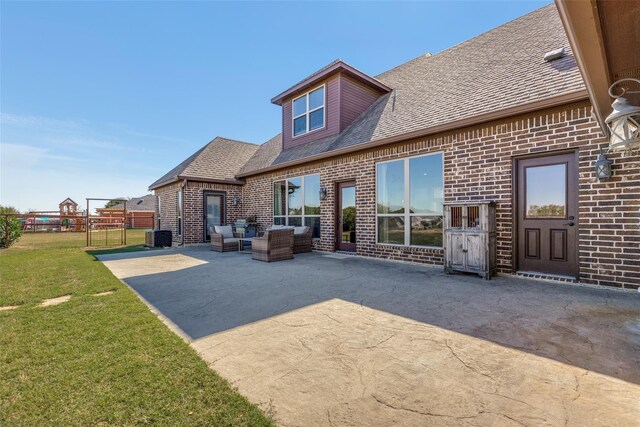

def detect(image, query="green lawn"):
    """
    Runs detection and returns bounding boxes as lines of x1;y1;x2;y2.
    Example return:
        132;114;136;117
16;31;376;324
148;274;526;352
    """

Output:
0;232;273;426
10;228;148;251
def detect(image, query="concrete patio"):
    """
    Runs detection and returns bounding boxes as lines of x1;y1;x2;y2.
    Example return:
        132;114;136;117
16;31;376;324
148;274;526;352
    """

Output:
98;247;640;426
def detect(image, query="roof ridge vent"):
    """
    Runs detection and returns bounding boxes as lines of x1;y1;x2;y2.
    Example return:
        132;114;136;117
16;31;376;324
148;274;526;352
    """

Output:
544;47;565;62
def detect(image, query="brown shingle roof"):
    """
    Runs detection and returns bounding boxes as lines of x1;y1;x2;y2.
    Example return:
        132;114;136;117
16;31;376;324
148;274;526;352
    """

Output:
238;134;283;176
108;195;157;212
238;4;586;176
149;137;259;190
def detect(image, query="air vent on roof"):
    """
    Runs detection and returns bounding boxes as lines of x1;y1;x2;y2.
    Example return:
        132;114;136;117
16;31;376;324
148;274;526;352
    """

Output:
544;48;565;62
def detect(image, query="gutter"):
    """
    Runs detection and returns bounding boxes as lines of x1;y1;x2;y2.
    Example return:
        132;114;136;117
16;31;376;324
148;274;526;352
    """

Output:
239;89;589;178
177;176;245;185
149;177;178;191
149;175;244;191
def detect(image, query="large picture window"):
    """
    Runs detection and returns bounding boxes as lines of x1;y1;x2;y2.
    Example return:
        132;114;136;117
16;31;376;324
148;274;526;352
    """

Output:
292;85;325;137
273;174;321;238
376;153;443;247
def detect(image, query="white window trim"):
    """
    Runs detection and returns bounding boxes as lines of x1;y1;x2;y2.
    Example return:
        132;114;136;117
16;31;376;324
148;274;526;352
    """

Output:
292;84;326;138
375;152;444;248
273;174;321;234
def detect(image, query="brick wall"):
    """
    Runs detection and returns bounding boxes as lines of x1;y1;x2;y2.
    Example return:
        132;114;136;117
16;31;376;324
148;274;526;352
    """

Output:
183;181;243;244
243;100;639;290
154;180;243;245
155;182;181;245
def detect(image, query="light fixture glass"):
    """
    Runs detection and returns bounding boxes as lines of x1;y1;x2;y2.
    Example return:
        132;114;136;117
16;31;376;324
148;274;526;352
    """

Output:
319;186;327;201
595;149;612;181
605;78;640;152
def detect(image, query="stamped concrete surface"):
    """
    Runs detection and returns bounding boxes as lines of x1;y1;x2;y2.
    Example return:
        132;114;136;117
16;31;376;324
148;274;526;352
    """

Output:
98;248;640;427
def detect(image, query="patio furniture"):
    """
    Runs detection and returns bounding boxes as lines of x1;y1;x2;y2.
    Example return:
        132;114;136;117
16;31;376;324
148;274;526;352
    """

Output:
293;226;312;253
238;237;253;254
210;225;241;252
251;228;294;262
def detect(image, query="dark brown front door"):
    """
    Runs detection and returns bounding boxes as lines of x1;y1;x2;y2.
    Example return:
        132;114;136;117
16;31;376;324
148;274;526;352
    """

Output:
337;181;356;252
516;152;578;277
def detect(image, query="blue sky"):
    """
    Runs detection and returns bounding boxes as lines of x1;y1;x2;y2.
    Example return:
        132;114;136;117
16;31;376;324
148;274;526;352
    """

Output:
1;0;548;211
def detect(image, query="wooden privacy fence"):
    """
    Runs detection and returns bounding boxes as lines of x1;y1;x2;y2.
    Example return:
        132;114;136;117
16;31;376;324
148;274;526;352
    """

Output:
98;211;155;229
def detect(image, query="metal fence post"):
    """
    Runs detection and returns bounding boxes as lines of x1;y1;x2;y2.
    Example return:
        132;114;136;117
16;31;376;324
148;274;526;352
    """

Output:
4;215;8;248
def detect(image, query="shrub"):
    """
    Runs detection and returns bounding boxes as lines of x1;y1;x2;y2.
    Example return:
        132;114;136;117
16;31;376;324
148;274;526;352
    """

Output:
0;205;22;248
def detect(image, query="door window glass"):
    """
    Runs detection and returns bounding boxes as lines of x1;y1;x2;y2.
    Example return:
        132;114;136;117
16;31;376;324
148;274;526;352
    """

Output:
341;186;356;244
526;164;566;218
205;194;223;240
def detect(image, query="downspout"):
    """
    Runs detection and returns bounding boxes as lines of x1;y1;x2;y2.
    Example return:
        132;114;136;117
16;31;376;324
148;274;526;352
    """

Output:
181;179;187;246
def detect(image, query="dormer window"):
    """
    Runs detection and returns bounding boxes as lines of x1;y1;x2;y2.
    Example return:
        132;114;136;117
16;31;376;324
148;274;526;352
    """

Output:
292;85;325;137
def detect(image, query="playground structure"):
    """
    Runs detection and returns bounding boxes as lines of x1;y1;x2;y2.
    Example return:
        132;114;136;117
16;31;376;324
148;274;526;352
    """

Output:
4;196;157;247
22;198;86;232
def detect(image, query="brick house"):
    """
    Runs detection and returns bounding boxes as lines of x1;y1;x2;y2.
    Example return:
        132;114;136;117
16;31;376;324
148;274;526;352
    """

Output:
149;137;259;245
151;4;639;290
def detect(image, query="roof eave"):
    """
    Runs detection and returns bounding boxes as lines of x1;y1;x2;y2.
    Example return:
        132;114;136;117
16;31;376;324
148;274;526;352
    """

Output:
178;175;246;186
239;89;590;178
555;0;611;134
149;176;179;191
149;174;246;191
271;61;392;105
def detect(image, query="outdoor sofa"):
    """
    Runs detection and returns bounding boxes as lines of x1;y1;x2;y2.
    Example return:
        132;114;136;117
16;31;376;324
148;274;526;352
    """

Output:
251;228;294;262
266;225;312;253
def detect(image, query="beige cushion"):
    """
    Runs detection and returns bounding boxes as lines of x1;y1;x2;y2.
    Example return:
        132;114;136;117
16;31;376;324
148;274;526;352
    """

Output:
224;238;239;243
269;225;287;231
293;226;308;235
214;225;234;239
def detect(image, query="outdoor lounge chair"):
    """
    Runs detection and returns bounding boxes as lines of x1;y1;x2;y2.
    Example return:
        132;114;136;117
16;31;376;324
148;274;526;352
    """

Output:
251;228;294;262
293;226;312;253
210;225;241;252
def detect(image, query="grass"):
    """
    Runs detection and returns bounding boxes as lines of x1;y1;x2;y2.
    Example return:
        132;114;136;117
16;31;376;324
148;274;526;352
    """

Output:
10;229;148;250
0;232;273;426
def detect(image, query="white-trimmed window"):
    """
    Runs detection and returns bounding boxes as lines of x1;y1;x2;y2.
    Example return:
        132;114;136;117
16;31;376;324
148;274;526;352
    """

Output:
273;174;321;238
376;152;444;247
292;85;325;137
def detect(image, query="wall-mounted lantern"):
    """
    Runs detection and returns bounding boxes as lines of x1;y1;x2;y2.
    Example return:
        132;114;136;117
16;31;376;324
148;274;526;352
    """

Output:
232;196;241;206
319;186;328;201
605;78;640;153
595;149;612;181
